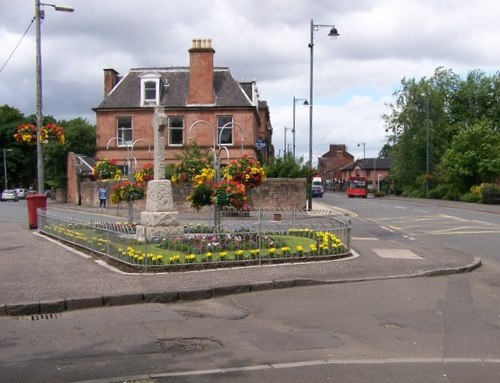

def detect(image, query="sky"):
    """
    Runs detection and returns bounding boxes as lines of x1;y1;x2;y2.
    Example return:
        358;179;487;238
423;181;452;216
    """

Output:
1;0;499;163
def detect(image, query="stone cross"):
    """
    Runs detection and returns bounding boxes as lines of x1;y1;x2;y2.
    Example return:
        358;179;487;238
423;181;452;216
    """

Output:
153;106;168;180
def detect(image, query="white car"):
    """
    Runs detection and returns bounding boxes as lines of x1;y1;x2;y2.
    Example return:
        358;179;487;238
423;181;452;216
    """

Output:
15;188;28;199
1;189;19;202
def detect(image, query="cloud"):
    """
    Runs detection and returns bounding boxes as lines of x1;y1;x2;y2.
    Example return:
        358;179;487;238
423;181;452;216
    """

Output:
1;0;498;159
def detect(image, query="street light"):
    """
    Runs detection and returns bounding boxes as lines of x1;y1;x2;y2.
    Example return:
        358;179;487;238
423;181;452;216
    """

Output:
308;18;339;210
283;126;292;156
357;142;365;159
292;97;308;159
3;149;13;190
35;0;74;194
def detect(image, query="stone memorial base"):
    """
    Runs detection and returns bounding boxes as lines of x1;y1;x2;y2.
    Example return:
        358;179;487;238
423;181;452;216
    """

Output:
136;180;181;242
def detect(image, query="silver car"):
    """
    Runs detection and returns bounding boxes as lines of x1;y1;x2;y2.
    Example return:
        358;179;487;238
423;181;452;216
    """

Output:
1;189;19;202
15;188;28;199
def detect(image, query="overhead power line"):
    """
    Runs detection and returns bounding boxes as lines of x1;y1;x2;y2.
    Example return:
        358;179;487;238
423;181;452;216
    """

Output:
0;17;35;75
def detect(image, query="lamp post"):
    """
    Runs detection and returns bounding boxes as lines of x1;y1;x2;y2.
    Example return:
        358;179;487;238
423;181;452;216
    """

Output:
425;94;430;198
308;18;339;210
283;126;292;156
3;149;13;190
357;142;365;159
35;0;74;194
292;97;308;159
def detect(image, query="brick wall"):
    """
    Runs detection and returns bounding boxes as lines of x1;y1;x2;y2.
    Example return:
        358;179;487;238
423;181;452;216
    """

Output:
78;178;307;211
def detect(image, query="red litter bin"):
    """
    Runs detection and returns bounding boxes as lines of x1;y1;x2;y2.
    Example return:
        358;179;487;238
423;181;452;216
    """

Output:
26;194;47;229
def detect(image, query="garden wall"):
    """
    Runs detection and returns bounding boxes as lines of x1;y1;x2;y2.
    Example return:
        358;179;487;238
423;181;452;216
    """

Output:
78;178;307;211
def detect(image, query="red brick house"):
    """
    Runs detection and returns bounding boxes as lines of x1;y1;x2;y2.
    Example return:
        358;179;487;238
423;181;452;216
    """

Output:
93;38;273;173
317;144;355;182
340;157;393;191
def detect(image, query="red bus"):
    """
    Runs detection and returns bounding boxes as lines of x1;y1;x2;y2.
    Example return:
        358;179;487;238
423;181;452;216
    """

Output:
346;176;368;198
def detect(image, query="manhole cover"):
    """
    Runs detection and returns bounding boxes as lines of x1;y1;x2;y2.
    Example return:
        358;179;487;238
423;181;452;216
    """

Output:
158;337;223;353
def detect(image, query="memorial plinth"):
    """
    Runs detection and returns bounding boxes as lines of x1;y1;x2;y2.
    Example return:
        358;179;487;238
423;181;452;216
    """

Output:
136;180;181;242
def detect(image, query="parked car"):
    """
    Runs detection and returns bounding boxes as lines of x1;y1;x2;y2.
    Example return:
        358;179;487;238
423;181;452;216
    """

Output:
15;188;28;199
1;189;19;202
311;185;324;197
311;176;324;197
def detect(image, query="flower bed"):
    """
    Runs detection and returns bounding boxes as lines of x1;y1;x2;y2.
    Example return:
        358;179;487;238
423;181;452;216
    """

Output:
41;221;349;272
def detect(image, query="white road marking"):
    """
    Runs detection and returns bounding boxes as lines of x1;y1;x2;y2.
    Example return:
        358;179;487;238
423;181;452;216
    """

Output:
373;249;423;259
151;357;500;378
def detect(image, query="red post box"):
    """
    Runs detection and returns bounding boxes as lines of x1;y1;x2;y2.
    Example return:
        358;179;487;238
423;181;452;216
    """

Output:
26;194;47;229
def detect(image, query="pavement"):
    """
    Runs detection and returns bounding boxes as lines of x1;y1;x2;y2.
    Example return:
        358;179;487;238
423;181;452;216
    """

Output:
0;197;489;317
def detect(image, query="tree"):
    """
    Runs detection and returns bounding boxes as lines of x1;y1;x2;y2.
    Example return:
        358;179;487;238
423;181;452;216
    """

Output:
0;105;35;189
264;153;312;179
383;68;499;199
44;117;96;188
0;105;96;190
441;120;500;197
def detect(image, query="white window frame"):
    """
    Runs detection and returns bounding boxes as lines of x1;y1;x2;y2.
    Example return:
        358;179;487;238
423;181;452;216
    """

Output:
217;115;233;146
168;116;184;146
116;116;132;147
140;73;161;106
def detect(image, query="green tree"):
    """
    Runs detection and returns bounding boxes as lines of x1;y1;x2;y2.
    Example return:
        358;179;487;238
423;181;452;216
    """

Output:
0;105;35;189
442;120;500;197
264;153;312;179
44;117;96;188
383;68;499;199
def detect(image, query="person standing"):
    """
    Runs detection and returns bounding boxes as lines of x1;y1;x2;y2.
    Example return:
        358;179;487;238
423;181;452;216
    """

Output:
97;186;107;210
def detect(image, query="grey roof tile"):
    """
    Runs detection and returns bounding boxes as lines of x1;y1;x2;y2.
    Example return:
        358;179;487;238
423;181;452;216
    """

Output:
95;67;253;110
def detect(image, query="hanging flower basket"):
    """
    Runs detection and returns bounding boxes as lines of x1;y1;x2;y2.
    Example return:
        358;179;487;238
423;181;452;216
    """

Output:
94;159;122;180
14;123;65;145
213;180;247;210
223;156;265;190
110;180;145;203
134;162;154;182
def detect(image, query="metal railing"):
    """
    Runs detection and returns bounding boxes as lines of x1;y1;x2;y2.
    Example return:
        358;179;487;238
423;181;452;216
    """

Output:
37;206;351;271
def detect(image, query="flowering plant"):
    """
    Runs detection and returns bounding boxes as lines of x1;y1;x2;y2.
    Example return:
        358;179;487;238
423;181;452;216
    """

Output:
110;180;145;203
183;167;215;210
14;123;65;145
213;179;247;209
187;182;214;211
223;157;265;189
171;143;211;184
94;159;122;180
134;163;154;183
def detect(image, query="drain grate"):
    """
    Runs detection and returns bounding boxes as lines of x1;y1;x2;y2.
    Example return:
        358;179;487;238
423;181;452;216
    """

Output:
17;313;62;321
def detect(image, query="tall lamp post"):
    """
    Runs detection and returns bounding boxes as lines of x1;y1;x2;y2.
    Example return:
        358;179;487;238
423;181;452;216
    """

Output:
292;97;308;159
308;18;339;210
357;142;366;159
35;0;74;194
283;127;292;156
3;149;13;190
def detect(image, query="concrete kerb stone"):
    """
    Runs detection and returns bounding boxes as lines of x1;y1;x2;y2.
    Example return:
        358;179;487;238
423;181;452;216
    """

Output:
5;302;40;316
178;288;212;302
39;299;66;314
66;296;105;311
103;293;145;307
0;258;482;317
143;291;179;303
211;284;252;297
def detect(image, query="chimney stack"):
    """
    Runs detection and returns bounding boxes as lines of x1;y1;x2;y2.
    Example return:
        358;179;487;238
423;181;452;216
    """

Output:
103;68;119;96
187;38;215;104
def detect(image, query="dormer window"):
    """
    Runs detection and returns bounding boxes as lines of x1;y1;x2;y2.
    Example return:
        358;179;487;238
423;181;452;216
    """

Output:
140;72;161;106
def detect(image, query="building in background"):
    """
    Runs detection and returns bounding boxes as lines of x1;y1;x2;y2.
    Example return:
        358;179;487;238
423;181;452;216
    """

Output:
340;157;393;191
317;144;354;184
93;38;273;174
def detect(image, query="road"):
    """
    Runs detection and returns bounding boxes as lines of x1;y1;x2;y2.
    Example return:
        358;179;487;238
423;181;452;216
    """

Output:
321;193;500;266
0;196;499;382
